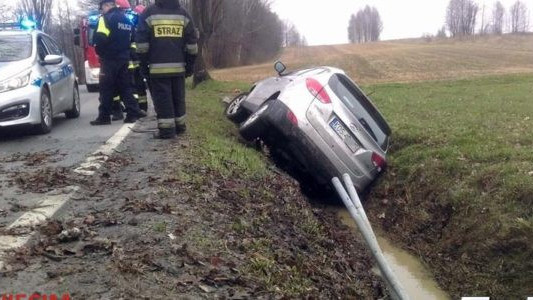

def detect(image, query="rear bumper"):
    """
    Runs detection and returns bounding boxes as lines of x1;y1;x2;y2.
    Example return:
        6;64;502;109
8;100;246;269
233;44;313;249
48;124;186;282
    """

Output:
0;85;41;128
85;61;100;85
261;100;340;186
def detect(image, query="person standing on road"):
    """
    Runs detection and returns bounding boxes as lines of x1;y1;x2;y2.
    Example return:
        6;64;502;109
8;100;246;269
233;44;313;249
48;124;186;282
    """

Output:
91;0;146;126
136;0;198;139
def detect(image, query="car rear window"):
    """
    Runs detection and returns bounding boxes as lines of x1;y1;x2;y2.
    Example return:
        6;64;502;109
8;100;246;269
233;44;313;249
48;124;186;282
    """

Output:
0;34;32;62
328;74;391;150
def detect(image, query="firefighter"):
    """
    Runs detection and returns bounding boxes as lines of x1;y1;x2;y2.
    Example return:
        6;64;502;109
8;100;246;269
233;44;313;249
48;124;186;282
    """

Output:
136;0;198;139
91;0;146;126
132;4;149;112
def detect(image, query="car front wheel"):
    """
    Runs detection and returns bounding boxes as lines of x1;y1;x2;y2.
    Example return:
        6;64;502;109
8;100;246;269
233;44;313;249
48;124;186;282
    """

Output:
65;85;81;119
34;89;53;134
225;93;249;123
239;101;270;141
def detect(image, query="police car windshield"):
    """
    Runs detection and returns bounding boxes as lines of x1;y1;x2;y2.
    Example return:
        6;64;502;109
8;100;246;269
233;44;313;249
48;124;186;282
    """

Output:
0;34;32;62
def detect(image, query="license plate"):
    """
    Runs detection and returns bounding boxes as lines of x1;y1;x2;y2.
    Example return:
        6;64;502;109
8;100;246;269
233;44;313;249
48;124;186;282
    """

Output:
330;118;360;153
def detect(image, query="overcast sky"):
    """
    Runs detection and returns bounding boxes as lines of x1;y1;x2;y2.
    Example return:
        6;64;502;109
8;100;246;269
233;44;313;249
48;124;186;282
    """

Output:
270;0;530;45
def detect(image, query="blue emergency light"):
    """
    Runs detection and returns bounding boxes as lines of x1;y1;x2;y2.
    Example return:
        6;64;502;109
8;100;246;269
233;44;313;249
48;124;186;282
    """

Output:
125;9;138;26
19;18;36;30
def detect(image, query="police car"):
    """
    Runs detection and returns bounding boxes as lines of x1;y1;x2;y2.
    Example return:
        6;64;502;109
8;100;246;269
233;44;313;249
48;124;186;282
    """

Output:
0;20;80;134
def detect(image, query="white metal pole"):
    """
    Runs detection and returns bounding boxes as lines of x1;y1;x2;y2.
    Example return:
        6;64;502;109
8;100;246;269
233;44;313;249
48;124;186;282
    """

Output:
332;177;409;300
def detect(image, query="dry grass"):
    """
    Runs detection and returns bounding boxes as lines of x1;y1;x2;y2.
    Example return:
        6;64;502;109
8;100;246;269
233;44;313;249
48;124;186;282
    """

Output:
212;34;533;84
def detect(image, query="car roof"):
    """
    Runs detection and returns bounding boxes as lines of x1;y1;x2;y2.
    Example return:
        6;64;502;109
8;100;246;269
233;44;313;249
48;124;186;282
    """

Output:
0;29;40;37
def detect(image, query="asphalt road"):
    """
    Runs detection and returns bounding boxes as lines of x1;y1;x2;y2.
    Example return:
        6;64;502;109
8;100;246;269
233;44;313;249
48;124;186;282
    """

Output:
0;85;129;227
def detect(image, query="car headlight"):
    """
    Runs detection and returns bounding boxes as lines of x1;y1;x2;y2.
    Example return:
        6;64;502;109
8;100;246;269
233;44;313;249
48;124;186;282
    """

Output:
0;70;32;93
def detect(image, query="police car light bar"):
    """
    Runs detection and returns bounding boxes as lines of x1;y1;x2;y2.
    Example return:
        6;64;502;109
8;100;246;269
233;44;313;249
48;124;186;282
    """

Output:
0;23;20;30
0;18;37;31
20;18;37;30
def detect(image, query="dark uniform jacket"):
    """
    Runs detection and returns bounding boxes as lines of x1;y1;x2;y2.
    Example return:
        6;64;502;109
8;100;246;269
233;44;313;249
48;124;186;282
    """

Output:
94;7;134;61
136;0;198;77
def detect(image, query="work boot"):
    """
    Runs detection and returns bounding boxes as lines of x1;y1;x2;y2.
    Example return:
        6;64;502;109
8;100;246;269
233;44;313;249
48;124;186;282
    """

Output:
153;128;176;139
136;110;147;118
112;111;124;121
90;116;111;126
176;124;187;135
123;115;139;123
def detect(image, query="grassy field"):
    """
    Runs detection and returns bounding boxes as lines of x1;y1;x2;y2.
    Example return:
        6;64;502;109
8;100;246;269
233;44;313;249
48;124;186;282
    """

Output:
212;34;533;85
196;35;533;297
183;74;532;297
364;74;533;298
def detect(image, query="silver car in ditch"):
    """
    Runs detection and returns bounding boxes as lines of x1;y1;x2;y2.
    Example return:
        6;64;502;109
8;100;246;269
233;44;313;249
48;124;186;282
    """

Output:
0;24;80;134
226;62;391;192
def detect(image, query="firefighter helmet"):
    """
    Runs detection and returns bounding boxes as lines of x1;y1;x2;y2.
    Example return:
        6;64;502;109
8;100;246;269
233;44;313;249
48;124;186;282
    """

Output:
115;0;131;9
134;5;146;14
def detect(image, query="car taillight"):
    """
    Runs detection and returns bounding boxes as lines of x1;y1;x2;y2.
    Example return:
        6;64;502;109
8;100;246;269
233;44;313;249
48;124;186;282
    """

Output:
287;109;298;126
306;78;331;104
371;152;386;172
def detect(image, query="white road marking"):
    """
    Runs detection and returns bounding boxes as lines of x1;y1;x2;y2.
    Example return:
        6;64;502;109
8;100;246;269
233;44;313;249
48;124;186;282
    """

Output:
0;123;134;270
74;124;133;175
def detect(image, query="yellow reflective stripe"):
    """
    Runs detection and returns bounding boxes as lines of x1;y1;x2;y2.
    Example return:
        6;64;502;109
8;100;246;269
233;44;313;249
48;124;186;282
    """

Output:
130;43;137;49
137;43;149;53
186;44;198;55
146;14;189;27
133;94;139;99
158;118;175;128
113;96;120;101
175;115;186;125
150;19;185;26
96;16;110;37
138;95;148;103
150;67;185;74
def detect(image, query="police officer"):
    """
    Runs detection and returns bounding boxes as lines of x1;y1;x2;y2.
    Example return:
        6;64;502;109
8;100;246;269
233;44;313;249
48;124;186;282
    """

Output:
91;0;146;125
136;0;198;139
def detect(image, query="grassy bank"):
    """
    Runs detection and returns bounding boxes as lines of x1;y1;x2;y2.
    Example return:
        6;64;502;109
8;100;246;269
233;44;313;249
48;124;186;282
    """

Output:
169;80;386;297
182;74;533;297
365;74;533;298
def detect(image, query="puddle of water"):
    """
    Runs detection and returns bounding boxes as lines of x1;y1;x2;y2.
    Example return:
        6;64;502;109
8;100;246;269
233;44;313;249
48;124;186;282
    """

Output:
337;209;451;300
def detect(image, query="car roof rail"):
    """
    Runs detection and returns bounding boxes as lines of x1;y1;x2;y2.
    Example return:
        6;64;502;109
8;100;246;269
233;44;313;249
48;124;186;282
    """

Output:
0;23;21;30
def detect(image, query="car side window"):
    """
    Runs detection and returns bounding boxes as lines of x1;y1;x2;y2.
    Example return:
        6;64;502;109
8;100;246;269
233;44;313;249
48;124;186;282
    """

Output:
37;37;49;61
42;36;62;55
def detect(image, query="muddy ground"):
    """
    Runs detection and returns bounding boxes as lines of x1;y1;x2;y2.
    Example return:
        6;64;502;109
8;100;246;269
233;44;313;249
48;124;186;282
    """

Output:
0;117;387;299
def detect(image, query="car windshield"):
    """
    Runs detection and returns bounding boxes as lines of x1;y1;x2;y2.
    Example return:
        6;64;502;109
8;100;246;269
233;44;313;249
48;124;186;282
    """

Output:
0;34;32;62
329;74;391;150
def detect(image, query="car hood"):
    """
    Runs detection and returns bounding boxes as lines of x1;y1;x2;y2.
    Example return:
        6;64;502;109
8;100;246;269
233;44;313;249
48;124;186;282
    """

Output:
0;60;34;82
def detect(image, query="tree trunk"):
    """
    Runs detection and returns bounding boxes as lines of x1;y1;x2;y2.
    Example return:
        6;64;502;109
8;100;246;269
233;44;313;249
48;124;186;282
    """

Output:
193;35;211;87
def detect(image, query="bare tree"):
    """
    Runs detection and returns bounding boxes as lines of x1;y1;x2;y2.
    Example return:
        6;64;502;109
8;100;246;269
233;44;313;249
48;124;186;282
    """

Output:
436;26;447;38
347;5;383;43
492;1;506;35
17;0;53;31
191;0;224;86
510;0;529;33
0;4;15;22
283;21;306;47
446;0;478;37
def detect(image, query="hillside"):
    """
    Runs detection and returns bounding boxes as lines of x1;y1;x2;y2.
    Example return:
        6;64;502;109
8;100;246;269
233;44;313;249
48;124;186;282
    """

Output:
212;34;533;84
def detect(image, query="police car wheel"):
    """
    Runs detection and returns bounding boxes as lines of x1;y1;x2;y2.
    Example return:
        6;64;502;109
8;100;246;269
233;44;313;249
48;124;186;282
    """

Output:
65;85;81;119
35;90;53;134
226;93;249;124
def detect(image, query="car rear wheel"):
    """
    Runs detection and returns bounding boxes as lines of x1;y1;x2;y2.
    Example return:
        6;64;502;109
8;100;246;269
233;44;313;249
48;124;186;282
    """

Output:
34;90;53;134
65;85;81;119
225;93;249;123
239;101;270;141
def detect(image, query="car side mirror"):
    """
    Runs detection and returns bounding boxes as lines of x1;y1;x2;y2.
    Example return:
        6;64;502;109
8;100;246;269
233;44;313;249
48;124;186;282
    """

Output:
43;55;63;65
274;61;286;76
74;36;80;46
